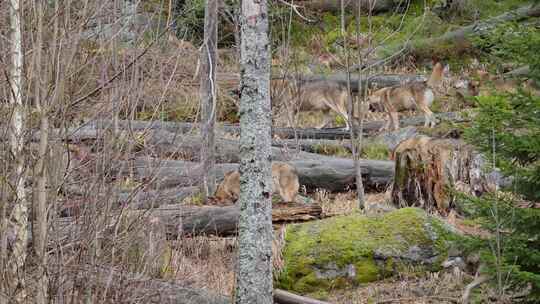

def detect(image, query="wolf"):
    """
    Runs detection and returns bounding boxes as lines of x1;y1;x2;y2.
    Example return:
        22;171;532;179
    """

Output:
272;79;350;130
214;162;300;204
368;62;446;131
370;81;435;131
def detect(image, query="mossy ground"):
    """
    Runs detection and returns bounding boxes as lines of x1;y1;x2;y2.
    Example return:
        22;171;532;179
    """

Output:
277;207;456;294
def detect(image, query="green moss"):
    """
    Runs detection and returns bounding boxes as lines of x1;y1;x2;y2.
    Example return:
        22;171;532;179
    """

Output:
361;141;390;160
277;208;458;293
354;258;379;283
312;143;351;158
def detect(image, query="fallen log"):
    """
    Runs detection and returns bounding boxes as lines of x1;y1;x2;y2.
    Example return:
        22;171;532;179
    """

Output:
381;4;540;59
57;111;466;142
297;0;397;14
270;111;466;139
60;264;229;304
62;186;201;213
274;289;331;304
504;65;530;77
130;156;394;191
297;73;426;93
55;203;323;239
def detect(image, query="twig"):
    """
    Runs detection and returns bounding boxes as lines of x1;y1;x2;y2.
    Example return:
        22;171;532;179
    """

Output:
68;26;171;109
277;0;314;23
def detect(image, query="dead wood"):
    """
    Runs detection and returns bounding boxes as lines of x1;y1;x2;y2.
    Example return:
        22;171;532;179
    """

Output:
50;111;466;142
274;289;332;304
55;203;323;239
297;0;397;14
58;264;229;304
504;65;530;77
60;186;200;215
296;73;426;93
129;157;394;192
391;136;494;215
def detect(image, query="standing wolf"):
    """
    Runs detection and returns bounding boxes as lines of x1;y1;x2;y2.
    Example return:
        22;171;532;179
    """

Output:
272;79;350;130
369;63;445;131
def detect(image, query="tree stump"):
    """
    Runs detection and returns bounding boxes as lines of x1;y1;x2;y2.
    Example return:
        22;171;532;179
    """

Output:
391;136;486;215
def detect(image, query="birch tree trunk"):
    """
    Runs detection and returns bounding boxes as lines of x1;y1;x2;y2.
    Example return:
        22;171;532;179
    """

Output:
234;0;273;302
200;0;218;200
7;0;28;302
32;1;49;302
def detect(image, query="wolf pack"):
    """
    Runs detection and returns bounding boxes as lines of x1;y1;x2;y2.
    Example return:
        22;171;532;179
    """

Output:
212;62;539;204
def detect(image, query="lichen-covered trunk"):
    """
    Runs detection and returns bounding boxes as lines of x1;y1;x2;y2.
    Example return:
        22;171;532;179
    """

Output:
7;0;28;302
234;0;273;302
199;0;218;199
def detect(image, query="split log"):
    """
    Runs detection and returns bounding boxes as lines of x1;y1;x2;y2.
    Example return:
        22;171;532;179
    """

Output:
382;4;540;59
391;136;509;215
130;157;394;192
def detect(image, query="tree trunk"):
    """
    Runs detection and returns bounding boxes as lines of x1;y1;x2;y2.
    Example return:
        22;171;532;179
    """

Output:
6;0;28;302
235;0;273;302
32;1;49;302
391;136;490;215
200;0;218;200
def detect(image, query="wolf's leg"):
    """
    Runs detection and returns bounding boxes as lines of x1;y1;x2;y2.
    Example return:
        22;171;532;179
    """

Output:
380;111;391;131
390;111;400;130
419;104;435;127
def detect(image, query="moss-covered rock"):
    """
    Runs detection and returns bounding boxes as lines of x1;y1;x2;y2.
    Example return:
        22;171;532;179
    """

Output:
276;207;458;294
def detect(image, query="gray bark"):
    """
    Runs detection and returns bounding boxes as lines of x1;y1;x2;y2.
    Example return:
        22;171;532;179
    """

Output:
32;2;49;301
200;0;218;199
235;0;273;302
